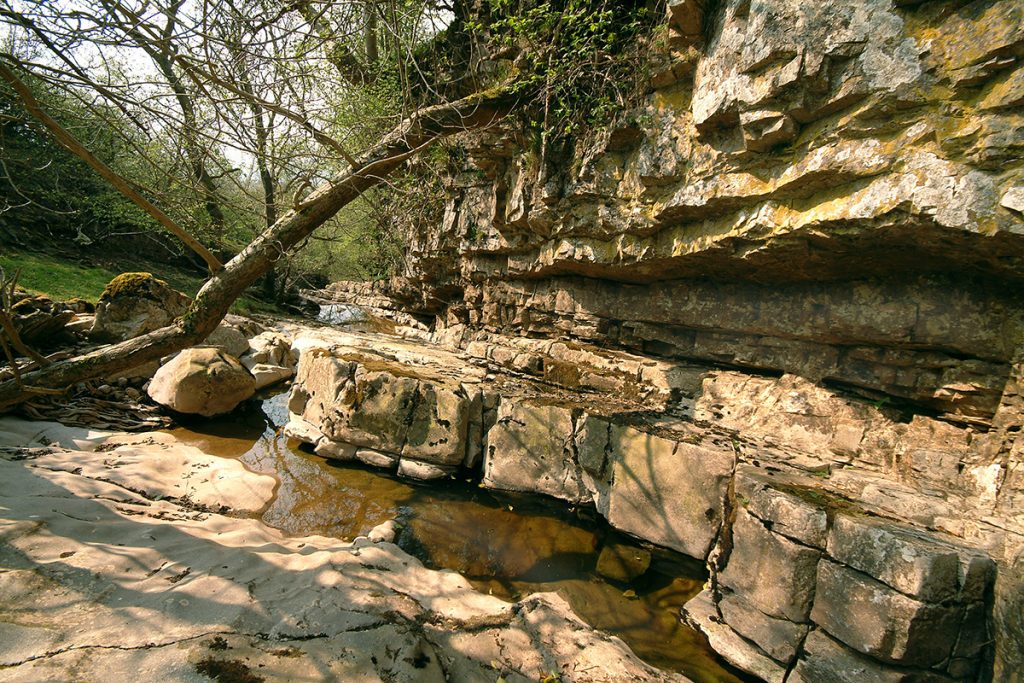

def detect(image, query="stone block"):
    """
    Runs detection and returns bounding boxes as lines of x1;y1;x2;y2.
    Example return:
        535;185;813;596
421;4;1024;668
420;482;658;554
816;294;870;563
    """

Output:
1002;185;1024;214
719;509;820;622
789;630;946;683
740;110;798;152
718;592;809;665
576;413;612;513
355;449;399;469
249;363;293;390
287;385;309;416
291;352;352;426
605;425;734;558
482;400;590;503
462;384;484;469
682;589;788;683
202;323;250;357
735;468;828;547
330;368;419;454
397;459;450;481
314;439;356;461
811;560;960;667
282;418;323;445
667;0;706;39
401;381;468;466
828;514;964;602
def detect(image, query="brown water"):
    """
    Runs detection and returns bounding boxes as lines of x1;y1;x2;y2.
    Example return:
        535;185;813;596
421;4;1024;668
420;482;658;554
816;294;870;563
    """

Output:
171;390;751;683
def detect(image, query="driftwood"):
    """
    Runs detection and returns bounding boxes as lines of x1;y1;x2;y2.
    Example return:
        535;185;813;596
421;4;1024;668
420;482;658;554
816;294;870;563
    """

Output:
22;393;173;432
0;88;517;412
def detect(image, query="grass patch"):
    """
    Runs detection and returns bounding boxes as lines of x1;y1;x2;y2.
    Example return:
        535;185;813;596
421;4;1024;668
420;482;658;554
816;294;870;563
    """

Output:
0;249;282;315
0;251;119;301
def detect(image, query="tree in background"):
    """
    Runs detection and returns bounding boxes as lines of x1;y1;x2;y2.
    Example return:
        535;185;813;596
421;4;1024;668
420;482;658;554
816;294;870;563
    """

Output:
0;0;657;408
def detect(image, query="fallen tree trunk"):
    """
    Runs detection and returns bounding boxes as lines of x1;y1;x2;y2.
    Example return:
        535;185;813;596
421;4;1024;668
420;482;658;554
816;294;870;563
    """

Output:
0;88;517;411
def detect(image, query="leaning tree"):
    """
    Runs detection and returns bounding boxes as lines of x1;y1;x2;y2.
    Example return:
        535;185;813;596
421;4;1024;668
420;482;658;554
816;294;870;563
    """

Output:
0;0;654;410
0;0;516;409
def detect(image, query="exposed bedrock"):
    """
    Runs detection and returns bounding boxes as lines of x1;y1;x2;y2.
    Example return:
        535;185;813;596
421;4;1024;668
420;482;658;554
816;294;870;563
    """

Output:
300;0;1023;680
0;419;683;683
282;324;1019;682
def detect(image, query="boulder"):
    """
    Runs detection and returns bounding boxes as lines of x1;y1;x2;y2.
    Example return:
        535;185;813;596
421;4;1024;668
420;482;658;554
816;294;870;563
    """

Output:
147;348;255;417
201;323;249;357
249;363;293;390
89;273;189;343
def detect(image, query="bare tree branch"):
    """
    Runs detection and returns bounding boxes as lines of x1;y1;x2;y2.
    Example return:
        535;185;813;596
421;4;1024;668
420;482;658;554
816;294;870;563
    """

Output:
292;0;372;86
0;85;518;411
0;57;224;273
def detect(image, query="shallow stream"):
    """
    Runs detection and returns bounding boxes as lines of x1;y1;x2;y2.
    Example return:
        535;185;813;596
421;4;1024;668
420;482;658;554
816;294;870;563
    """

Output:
171;389;750;683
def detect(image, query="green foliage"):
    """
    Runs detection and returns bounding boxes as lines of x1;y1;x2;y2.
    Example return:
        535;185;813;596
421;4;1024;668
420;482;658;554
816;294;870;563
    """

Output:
0;251;120;302
0;249;275;314
0;79;193;259
472;0;658;141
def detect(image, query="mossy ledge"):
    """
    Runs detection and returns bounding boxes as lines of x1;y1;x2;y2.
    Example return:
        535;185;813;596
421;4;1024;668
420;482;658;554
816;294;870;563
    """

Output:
100;272;171;302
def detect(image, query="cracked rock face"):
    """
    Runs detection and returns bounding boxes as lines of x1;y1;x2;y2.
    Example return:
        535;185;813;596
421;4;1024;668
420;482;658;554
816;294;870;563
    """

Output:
0;417;687;683
305;1;1023;679
280;318;1015;681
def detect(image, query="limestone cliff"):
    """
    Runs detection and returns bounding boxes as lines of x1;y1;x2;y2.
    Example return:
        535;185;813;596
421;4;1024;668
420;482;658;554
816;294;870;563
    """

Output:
306;1;1024;681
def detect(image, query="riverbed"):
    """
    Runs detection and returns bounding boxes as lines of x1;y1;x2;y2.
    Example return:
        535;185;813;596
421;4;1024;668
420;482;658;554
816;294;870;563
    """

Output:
171;388;751;683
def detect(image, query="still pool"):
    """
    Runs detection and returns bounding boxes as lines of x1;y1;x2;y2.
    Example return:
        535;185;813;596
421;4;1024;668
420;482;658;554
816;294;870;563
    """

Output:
170;390;751;683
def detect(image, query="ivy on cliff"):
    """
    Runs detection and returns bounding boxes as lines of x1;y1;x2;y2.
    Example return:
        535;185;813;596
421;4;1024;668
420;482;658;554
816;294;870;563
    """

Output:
470;0;659;144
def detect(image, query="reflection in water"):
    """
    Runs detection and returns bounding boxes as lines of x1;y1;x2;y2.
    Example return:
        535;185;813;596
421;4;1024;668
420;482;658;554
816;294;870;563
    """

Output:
171;390;751;683
316;303;369;325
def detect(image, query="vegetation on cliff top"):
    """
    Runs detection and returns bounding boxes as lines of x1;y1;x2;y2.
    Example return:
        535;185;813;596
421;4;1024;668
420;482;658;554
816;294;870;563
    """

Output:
474;0;657;141
0;0;658;407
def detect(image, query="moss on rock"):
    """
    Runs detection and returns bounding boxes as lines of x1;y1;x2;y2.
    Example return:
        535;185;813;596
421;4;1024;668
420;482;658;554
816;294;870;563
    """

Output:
100;272;169;302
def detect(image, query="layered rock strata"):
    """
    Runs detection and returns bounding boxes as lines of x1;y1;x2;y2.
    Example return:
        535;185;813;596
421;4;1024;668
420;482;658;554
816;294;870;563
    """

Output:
304;0;1023;680
283;323;1013;682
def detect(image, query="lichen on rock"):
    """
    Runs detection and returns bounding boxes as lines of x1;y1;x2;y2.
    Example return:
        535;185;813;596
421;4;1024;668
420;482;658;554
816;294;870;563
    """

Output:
90;272;190;342
296;0;1024;679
